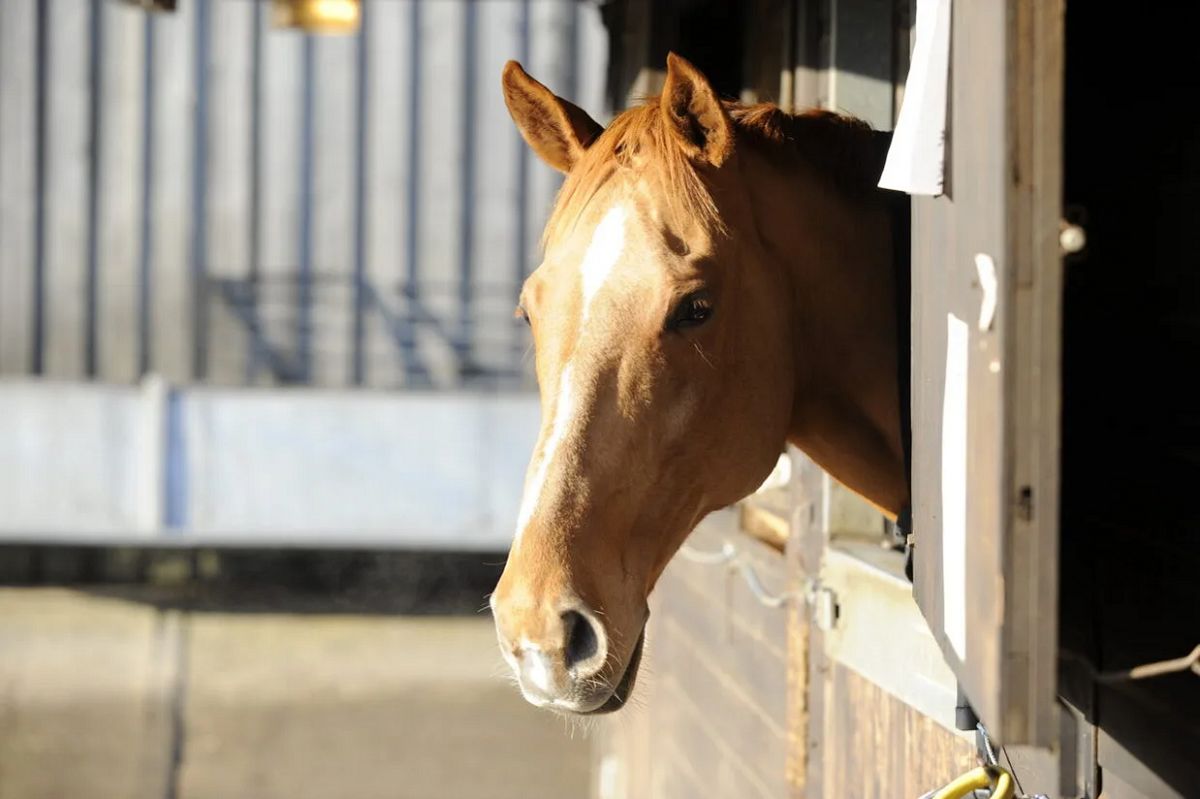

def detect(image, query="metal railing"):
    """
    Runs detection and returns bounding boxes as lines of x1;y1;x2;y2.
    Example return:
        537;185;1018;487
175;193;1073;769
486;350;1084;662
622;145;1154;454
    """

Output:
209;275;533;388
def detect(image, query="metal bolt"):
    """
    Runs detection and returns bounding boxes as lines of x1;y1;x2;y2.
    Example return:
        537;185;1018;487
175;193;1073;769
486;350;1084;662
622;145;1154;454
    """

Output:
813;587;839;631
1060;222;1087;254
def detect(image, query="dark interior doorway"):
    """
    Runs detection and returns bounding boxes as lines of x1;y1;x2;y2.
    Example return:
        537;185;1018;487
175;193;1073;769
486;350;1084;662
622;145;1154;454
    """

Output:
1059;5;1200;793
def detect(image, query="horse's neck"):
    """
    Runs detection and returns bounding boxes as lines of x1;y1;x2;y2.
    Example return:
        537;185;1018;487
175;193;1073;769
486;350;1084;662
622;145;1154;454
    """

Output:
743;142;909;517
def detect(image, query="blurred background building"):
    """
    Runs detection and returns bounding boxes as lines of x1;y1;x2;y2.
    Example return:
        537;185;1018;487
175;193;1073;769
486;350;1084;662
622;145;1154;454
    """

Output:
0;0;608;550
0;2;606;797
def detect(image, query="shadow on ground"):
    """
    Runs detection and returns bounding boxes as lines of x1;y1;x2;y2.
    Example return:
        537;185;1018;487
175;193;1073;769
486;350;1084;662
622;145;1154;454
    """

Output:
0;545;508;615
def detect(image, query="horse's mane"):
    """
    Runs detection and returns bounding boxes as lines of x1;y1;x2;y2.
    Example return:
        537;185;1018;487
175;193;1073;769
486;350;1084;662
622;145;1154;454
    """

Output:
543;97;887;248
730;103;887;195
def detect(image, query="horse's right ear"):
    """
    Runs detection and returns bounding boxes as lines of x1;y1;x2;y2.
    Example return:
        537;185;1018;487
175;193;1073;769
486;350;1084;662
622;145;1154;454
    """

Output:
502;61;603;174
660;52;734;167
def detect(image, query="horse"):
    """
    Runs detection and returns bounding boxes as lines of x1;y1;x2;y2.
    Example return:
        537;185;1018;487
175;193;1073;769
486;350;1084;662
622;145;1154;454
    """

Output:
489;53;907;714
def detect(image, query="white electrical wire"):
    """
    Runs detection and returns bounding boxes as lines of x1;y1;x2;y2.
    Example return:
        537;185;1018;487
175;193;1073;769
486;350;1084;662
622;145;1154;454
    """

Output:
676;540;806;609
1095;643;1200;683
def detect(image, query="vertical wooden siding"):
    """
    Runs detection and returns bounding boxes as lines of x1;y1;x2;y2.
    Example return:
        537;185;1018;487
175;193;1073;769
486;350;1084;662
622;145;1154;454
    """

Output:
0;0;607;389
595;517;790;799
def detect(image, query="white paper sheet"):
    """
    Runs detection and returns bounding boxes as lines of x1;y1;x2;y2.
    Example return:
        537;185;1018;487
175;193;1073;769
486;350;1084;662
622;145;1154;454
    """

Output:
878;0;953;195
942;312;969;662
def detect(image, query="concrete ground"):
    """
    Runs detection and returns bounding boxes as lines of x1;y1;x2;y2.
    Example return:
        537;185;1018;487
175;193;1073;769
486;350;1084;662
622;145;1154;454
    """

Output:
0;587;591;799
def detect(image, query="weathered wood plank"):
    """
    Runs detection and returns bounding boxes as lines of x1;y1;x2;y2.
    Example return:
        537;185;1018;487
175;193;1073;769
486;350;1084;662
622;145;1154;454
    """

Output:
1003;0;1064;748
413;0;465;385
205;0;255;384
658;671;785;799
655;742;718;799
96;0;145;382
784;471;812;797
820;663;975;798
654;573;788;728
148;1;196;381
308;31;356;386
361;0;412;387
594;512;793;799
42;0;92;377
909;0;1008;734
470;0;524;374
657;613;789;761
0;0;38;375
910;0;1062;746
255;12;302;384
786;594;809;796
594;635;661;797
524;1;574;276
662;555;788;659
668;526;789;661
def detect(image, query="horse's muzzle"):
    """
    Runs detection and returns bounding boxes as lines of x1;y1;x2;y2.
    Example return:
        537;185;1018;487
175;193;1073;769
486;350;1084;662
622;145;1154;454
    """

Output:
581;629;646;715
493;590;649;714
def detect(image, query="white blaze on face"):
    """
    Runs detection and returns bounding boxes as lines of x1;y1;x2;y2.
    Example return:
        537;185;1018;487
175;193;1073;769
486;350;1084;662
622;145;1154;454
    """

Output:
515;365;574;543
580;206;628;321
514;205;629;545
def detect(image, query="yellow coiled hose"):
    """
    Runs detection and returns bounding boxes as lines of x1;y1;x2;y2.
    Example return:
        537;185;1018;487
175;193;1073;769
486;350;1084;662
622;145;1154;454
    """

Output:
927;766;1015;799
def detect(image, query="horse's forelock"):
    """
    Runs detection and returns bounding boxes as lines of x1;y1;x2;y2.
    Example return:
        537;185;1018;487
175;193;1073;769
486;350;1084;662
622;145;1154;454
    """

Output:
543;98;881;257
542;101;723;252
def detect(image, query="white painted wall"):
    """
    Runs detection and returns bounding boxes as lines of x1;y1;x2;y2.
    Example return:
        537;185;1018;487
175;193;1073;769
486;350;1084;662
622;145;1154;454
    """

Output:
0;381;539;549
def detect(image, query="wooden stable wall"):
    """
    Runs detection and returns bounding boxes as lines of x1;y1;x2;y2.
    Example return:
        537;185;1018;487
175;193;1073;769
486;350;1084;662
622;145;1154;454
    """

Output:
593;463;976;799
789;458;976;799
807;665;974;797
595;515;791;799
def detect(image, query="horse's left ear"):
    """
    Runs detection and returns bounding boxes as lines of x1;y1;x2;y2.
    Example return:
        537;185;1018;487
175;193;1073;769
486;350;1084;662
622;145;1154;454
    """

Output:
502;60;603;174
660;52;734;167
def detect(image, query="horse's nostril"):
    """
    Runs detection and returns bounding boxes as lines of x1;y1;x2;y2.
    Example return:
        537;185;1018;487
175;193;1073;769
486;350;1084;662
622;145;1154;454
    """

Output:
562;609;601;669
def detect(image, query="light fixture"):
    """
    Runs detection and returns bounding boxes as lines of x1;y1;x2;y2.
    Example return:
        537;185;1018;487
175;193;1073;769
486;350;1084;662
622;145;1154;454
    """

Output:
119;0;178;11
271;0;361;35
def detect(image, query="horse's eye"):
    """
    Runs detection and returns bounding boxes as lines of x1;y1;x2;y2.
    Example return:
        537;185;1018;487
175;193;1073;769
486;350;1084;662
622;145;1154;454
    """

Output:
514;305;531;327
668;291;714;331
